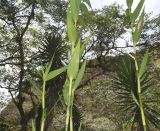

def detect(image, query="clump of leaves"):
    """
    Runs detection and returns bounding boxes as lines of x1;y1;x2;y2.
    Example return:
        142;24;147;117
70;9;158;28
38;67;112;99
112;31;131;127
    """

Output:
113;56;160;130
125;0;148;130
31;60;67;131
63;0;92;131
34;33;68;68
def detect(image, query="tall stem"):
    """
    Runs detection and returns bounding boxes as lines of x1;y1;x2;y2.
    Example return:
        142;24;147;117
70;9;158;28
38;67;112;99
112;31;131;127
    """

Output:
41;78;46;131
65;79;73;131
137;76;146;131
132;29;146;131
65;106;70;131
70;90;74;131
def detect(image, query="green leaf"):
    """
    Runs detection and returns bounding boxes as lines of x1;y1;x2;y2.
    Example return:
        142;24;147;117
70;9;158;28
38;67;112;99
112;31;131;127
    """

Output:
73;61;86;90
131;0;145;24
126;0;133;9
70;0;79;23
131;91;139;106
125;8;130;16
139;52;149;78
77;0;81;11
80;33;92;56
83;0;92;8
81;3;89;16
44;57;53;77
124;16;130;25
78;122;82;131
133;8;144;44
67;41;80;80
63;79;70;105
32;120;36;131
67;8;77;45
46;66;67;81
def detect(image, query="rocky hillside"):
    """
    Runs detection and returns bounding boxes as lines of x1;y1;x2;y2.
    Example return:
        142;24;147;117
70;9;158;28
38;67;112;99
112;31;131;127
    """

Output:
1;45;160;130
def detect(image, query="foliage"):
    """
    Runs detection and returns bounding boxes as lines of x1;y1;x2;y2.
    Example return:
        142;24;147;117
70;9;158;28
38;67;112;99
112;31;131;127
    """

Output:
113;56;160;130
63;0;92;130
34;33;68;68
30;59;67;131
79;3;126;68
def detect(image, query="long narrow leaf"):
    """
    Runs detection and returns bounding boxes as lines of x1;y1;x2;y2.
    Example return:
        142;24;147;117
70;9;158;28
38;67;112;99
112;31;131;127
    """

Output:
83;0;92;8
131;0;145;24
126;0;133;9
133;8;145;44
80;33;92;56
32;120;36;131
73;61;86;90
46;66;67;81
67;41;80;80
67;8;77;45
70;0;79;23
139;52;149;78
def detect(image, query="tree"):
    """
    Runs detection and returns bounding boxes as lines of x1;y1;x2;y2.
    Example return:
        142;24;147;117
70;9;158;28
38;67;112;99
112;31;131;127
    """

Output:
0;0;38;130
0;0;70;129
79;3;126;69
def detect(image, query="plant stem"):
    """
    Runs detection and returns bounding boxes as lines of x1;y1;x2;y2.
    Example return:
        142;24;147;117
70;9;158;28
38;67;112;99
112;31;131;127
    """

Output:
70;90;74;131
65;79;73;131
133;36;146;131
137;76;146;131
41;78;46;131
65;105;70;131
130;8;147;127
69;80;73;131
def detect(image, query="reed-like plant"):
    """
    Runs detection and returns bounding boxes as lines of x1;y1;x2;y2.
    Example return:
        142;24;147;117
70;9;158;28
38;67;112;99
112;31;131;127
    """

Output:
113;56;160;130
125;0;148;130
31;60;67;131
63;0;92;131
31;0;92;130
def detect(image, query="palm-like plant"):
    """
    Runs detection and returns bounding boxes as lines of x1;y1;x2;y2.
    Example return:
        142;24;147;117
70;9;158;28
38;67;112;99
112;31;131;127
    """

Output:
113;56;160;130
36;33;68;69
32;33;69;130
34;33;83;130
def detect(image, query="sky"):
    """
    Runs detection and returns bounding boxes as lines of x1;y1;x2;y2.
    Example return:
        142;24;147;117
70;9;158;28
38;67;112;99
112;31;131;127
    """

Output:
90;0;160;16
90;0;160;52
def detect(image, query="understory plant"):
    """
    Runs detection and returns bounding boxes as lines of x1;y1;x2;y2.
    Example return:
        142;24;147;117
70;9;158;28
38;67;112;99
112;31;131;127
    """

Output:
126;0;147;130
113;56;160;130
31;60;67;131
113;0;160;130
31;0;92;130
63;0;92;131
35;33;68;130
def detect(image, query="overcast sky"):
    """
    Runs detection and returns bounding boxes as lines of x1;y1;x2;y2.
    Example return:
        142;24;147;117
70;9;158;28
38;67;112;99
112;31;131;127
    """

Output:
90;0;160;16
